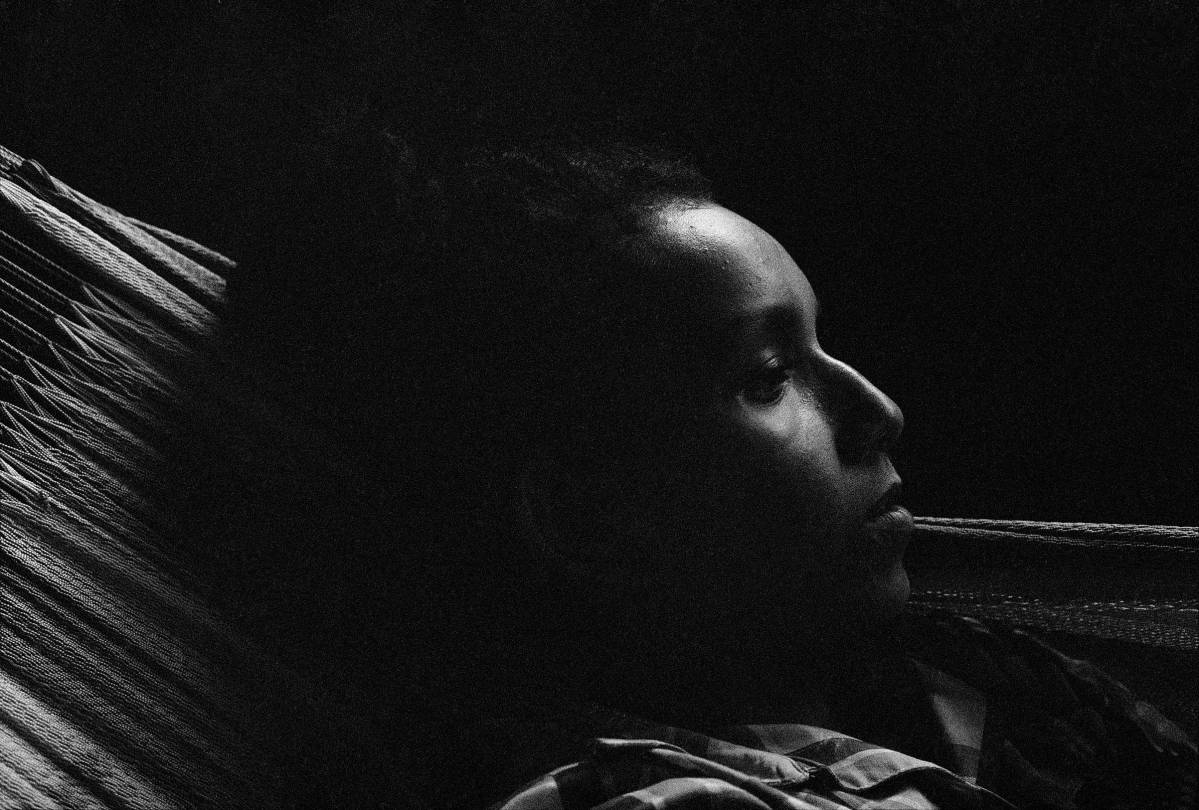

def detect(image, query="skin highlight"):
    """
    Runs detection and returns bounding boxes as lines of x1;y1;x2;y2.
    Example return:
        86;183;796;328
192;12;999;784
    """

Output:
538;202;908;666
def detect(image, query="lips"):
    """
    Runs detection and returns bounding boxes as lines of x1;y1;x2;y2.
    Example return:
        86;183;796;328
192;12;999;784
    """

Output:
858;483;913;556
865;482;903;520
862;505;914;539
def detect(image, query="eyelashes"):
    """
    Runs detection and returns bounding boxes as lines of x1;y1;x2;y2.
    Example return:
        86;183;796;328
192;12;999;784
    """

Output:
739;358;794;406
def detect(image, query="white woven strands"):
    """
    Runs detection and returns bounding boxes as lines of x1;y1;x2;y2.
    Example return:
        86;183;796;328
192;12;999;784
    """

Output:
0;150;270;808
0;178;214;340
908;516;1199;651
12;159;226;312
1;141;1194;806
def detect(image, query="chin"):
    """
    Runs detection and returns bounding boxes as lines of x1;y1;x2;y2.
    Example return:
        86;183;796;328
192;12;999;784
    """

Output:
832;560;911;634
871;562;911;623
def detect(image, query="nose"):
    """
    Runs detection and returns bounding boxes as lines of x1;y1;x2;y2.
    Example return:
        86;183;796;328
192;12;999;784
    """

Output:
825;356;904;465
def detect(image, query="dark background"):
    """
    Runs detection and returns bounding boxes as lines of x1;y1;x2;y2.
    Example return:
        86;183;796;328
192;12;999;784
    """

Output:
2;0;1196;525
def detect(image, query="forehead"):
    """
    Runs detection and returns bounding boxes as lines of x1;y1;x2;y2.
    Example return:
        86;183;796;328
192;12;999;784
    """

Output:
640;203;816;331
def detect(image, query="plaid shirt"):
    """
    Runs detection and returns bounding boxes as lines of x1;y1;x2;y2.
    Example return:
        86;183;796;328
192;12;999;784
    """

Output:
483;615;1196;810
496;725;1013;810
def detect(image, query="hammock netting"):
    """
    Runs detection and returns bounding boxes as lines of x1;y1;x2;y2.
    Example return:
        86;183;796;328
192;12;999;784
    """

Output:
0;145;1195;808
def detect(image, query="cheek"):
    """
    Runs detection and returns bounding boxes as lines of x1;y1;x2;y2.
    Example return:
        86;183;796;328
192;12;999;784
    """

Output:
738;398;844;505
694;404;848;559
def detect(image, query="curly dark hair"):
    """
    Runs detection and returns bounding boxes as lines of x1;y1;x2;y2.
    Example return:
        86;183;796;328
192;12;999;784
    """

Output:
421;142;715;459
214;136;715;651
231;135;714;472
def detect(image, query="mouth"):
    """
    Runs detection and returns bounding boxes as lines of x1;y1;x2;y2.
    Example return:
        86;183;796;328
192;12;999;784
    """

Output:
859;482;914;553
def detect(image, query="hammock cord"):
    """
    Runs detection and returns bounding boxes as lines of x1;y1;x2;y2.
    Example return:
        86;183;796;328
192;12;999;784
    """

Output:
0;144;1194;808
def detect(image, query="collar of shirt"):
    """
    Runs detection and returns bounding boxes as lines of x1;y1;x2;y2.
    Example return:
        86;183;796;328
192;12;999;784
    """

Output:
495;712;1017;810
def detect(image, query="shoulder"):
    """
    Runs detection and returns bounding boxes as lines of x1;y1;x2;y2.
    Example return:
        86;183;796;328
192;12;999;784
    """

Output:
489;732;1013;810
905;612;1195;754
904;611;1197;807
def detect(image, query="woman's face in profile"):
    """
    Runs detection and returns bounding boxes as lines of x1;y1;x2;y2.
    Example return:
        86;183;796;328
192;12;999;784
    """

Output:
611;202;911;627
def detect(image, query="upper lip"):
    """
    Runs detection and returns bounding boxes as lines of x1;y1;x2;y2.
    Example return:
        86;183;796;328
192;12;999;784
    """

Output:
866;481;903;519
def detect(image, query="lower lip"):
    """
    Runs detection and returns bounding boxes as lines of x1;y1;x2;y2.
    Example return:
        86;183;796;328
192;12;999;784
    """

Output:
860;506;914;553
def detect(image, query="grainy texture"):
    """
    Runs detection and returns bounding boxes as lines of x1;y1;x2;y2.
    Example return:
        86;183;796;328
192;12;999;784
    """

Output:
3;0;1194;524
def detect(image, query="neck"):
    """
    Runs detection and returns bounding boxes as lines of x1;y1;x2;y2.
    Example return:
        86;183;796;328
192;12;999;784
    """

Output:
500;473;908;731
555;594;904;731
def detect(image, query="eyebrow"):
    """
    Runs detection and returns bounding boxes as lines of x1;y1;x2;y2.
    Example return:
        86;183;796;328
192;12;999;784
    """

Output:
727;297;820;335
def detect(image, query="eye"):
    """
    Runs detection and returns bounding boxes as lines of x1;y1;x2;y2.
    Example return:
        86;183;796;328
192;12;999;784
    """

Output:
740;359;793;406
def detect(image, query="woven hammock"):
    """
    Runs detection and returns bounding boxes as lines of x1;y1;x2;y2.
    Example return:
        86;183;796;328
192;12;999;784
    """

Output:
0;145;1195;808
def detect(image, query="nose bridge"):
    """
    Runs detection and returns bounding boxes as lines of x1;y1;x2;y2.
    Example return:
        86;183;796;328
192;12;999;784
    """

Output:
826;354;904;461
